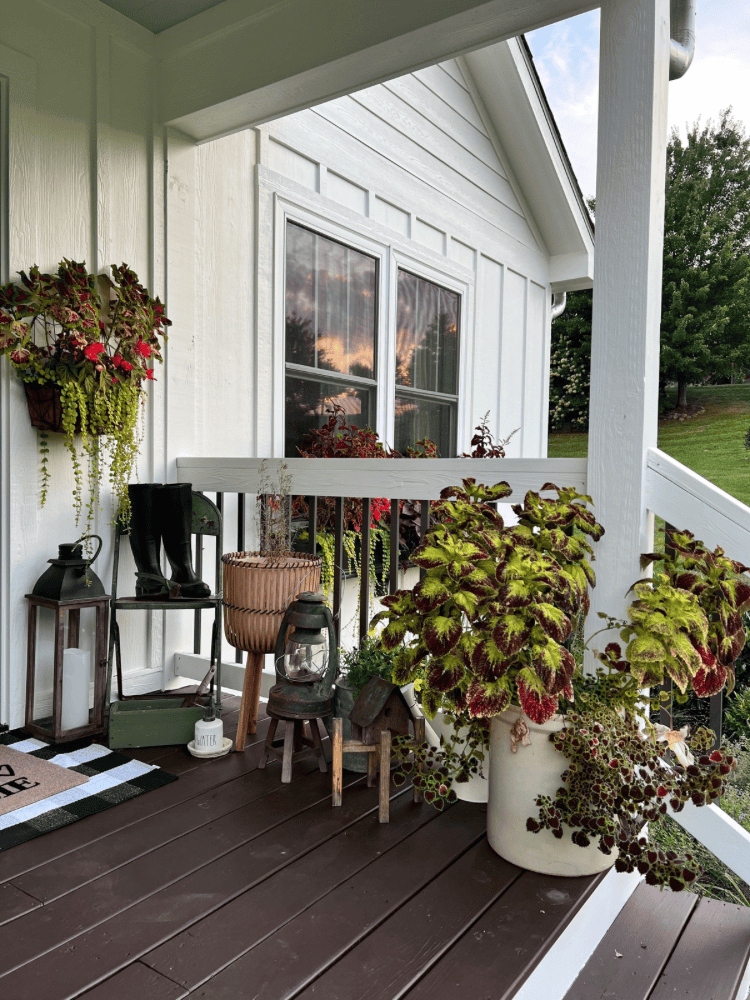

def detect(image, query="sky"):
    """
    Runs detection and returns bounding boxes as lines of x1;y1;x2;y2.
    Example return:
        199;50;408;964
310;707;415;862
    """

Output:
526;2;750;200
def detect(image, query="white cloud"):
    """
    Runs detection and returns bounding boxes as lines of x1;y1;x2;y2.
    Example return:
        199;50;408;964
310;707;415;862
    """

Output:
527;3;750;199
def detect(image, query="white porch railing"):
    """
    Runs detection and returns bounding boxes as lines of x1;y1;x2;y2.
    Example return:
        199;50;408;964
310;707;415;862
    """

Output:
175;453;750;890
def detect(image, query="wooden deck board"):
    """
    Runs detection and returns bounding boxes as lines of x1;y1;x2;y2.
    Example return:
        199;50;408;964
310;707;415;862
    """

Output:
142;788;440;989
650;895;750;1000
562;882;698;1000
189;803;487;999
402;867;606;1000
2;697;749;1000
294;840;522;1000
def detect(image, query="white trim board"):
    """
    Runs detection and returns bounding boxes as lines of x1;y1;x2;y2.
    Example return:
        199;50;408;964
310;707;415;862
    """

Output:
174;456;588;499
645;447;750;565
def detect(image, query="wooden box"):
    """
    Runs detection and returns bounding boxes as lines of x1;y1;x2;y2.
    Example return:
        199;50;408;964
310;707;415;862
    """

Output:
107;699;206;749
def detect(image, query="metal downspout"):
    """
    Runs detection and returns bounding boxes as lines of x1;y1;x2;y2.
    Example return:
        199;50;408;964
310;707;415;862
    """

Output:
670;0;696;81
551;292;567;322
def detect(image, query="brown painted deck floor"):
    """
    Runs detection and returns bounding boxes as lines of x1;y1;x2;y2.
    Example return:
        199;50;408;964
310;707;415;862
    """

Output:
1;692;749;1000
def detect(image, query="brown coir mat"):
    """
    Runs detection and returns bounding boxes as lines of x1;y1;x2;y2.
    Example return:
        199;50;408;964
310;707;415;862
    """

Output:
0;745;89;815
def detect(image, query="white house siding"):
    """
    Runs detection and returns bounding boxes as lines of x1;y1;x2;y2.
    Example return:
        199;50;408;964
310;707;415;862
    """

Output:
255;59;553;462
0;16;557;723
0;0;160;726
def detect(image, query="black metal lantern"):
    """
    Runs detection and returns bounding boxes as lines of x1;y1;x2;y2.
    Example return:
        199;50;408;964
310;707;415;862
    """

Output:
25;536;110;743
267;592;338;719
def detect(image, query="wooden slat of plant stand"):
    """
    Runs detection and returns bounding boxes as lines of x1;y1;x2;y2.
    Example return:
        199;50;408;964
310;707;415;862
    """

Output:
10;735;312;904
77;962;188;1000
142;787;436;989
1;773;372;1000
402;867;606;999
189;803;486;1000
562;882;697;1000
0;881;41;925
0;765;346;980
295;840;522;1000
649;895;750;1000
0;716;272;885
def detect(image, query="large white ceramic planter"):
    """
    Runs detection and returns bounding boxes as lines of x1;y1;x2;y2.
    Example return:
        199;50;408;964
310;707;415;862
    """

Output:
487;708;617;876
402;684;488;803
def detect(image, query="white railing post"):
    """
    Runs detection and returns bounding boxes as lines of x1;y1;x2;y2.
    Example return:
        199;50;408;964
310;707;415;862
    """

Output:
586;0;671;668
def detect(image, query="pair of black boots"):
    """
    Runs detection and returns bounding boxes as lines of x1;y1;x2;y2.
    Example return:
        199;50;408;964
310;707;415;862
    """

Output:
128;483;211;599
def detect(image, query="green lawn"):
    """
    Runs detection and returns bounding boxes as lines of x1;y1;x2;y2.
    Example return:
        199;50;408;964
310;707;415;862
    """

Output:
548;384;750;507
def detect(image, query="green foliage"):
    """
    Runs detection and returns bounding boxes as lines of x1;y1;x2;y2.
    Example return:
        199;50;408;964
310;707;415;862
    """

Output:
0;259;168;534
391;713;489;811
372;479;604;725
548;289;592;431
608;527;750;699
339;635;397;695
549;111;750;429
661;111;750;407
528;699;738;892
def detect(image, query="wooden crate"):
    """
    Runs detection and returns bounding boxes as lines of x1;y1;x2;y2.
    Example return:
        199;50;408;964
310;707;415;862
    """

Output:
107;699;206;749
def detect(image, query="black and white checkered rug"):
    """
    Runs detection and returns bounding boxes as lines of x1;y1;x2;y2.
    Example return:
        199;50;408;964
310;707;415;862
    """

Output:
0;729;176;852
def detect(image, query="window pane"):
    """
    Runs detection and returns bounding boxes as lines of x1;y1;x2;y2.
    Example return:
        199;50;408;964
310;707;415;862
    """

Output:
394;393;455;457
285;222;377;379
285;374;376;457
396;270;459;395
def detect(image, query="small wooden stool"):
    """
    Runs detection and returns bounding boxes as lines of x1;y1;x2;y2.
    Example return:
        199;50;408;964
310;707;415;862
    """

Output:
258;709;328;783
331;717;425;823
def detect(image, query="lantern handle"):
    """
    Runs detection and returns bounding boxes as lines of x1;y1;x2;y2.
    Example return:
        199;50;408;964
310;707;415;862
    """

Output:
77;534;103;567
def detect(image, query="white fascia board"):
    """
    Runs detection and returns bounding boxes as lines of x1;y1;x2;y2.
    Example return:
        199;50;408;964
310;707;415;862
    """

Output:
155;0;598;141
464;38;595;266
550;251;594;291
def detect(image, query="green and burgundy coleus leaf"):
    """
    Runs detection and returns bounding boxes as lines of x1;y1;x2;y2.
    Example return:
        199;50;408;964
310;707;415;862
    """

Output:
471;635;512;681
412;575;452;614
492;613;533;656
423;615;463;656
466;680;511;718
427;654;466;692
527;602;573;644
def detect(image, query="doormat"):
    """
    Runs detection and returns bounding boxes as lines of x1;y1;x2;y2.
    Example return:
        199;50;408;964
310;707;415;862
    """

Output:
0;745;90;815
0;729;177;852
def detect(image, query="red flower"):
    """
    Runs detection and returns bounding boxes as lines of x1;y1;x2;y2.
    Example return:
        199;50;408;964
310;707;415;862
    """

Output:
112;354;122;368
84;342;105;362
135;340;152;358
121;360;133;372
144;368;155;380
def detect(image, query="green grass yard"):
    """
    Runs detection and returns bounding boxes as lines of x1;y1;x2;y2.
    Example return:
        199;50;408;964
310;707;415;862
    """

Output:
548;384;750;507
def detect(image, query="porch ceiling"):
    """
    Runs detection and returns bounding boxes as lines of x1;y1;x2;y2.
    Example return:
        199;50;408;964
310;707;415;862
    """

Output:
97;0;227;33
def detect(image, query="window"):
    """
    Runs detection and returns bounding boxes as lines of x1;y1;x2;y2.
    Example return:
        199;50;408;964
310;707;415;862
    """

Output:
284;221;461;457
394;269;459;457
284;222;378;457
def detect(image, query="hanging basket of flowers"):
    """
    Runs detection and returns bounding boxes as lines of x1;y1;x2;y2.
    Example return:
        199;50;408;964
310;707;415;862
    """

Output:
0;259;170;533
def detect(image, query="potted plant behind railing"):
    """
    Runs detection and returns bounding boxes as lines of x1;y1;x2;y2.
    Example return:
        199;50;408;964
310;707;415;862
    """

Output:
0;259;169;535
373;480;748;889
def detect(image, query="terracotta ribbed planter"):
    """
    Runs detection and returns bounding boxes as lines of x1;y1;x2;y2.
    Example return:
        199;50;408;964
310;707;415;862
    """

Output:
221;551;322;654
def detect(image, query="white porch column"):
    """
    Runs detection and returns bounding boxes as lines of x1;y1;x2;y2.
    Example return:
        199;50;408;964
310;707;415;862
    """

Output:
586;0;671;665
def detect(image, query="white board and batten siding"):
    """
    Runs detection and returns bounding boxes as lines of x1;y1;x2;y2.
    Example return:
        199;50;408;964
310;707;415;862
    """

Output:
0;1;168;726
255;57;554;461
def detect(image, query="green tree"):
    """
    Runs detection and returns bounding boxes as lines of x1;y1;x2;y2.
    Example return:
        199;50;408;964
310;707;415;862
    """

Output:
549;111;750;429
548;288;592;431
661;110;750;406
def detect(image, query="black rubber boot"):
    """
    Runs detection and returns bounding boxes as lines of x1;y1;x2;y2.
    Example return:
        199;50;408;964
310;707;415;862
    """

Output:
127;483;171;598
155;484;211;599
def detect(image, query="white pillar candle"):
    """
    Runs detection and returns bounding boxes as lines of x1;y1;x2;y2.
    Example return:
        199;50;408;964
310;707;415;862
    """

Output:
61;648;90;731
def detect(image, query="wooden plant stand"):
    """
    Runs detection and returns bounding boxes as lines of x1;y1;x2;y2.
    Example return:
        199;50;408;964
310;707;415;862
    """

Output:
258;708;328;783
331;717;425;823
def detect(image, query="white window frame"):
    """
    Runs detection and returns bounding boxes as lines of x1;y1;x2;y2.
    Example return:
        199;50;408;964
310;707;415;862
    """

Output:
265;178;475;458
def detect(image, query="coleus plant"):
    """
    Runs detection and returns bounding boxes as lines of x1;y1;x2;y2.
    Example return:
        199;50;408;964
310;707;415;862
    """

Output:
596;526;750;701
371;479;605;725
527;696;737;892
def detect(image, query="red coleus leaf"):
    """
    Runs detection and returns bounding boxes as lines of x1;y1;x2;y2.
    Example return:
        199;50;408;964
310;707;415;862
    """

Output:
692;663;727;698
423;616;462;656
517;677;558;725
466;682;510;719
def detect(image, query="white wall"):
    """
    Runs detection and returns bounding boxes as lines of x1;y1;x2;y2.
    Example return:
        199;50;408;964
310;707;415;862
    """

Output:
0;16;557;723
0;0;161;726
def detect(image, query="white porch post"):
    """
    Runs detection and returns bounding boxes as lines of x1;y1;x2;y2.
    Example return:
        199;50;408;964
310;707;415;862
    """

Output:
586;0;671;665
